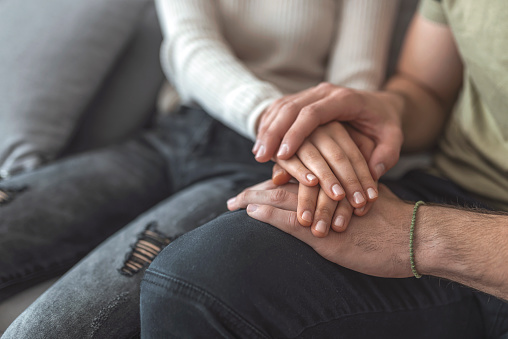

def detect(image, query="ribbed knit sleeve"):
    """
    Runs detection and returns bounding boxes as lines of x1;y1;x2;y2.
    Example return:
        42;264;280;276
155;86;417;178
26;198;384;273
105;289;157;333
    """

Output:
155;0;283;140
326;0;399;90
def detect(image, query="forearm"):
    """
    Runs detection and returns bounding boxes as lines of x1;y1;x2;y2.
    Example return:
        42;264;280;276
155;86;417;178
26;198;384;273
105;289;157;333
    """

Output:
417;205;508;300
384;75;449;152
379;14;463;153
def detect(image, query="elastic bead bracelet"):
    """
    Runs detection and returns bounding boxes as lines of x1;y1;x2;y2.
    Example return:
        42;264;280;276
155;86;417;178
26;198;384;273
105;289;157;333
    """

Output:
410;200;425;278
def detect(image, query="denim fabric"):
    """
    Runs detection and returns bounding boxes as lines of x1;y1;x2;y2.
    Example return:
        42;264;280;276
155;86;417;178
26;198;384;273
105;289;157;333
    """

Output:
1;107;272;338
140;171;508;338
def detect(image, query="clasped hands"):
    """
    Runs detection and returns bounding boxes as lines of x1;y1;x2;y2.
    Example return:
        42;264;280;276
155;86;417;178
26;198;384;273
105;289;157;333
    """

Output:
228;83;404;237
226;83;416;278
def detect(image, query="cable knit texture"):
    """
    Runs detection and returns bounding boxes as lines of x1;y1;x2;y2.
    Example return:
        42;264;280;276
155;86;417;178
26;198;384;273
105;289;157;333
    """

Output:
155;0;399;139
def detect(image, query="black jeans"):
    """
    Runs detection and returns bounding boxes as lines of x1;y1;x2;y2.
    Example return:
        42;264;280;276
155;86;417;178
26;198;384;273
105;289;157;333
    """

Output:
140;171;508;338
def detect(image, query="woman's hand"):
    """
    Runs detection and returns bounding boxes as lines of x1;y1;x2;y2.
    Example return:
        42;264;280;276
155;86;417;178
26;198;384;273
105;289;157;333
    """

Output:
254;82;404;181
271;122;378;229
228;179;373;238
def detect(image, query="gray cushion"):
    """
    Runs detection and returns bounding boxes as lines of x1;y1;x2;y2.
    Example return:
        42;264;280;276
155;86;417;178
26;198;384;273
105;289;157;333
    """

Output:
0;0;151;178
66;3;164;154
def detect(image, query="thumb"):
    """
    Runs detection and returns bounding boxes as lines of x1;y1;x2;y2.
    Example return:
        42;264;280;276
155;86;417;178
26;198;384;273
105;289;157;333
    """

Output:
272;164;292;186
369;143;400;181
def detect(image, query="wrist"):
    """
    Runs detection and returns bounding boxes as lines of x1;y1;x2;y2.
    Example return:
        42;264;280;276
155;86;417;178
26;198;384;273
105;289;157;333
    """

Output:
378;90;406;125
412;205;441;277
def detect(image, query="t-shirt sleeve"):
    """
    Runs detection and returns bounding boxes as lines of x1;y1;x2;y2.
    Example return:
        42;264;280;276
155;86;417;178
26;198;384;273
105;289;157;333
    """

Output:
419;0;448;24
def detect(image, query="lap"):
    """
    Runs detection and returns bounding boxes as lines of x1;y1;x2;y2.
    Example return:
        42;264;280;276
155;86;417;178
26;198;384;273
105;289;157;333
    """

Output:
0;136;169;300
141;171;508;338
142;210;486;338
2;176;248;339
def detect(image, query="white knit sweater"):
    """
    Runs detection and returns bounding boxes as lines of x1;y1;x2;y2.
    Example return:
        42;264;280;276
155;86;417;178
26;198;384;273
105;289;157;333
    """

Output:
155;0;399;140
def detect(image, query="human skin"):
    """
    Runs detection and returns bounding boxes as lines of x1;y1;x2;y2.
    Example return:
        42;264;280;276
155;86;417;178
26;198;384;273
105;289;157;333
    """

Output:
231;121;377;237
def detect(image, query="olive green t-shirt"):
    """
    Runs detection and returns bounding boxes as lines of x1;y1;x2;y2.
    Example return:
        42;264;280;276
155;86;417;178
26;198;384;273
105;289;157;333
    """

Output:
420;0;508;211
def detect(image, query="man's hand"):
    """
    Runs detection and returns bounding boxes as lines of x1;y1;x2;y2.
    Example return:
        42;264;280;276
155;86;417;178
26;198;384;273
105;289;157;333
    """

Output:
231;182;415;278
231;181;508;300
229;180;362;237
253;83;404;180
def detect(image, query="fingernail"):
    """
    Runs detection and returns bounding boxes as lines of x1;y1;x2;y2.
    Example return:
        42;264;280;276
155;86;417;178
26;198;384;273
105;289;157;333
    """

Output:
367;188;377;200
227;197;236;206
353;192;366;205
277;143;289;158
247;204;258;213
255;145;266;159
252;140;260;153
306;174;317;182
315;220;327;234
375;163;386;179
357;206;366;213
334;216;344;228
332;184;344;197
302;210;313;223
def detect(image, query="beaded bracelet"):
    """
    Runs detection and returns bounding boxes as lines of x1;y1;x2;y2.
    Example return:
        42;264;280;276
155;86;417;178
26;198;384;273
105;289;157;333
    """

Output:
410;200;425;279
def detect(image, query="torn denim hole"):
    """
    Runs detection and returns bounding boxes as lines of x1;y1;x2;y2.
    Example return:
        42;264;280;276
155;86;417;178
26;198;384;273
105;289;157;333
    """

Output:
0;185;28;206
119;222;174;277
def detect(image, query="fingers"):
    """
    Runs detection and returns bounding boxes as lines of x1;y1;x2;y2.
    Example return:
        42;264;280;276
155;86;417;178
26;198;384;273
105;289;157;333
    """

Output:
307;130;367;208
321;125;378;205
295;142;345;201
254;88;321;162
275;156;319;187
331;198;354;233
246;204;313;243
311;189;339;238
278;87;363;160
296;184;319;227
228;186;298;211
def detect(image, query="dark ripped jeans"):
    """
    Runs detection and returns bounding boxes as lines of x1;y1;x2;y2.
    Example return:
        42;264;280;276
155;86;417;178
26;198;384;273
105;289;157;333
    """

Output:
0;107;272;338
140;171;508;339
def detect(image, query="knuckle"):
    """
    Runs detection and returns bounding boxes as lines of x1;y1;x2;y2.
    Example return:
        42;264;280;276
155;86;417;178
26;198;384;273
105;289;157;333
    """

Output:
330;150;347;163
300;106;317;118
262;128;280;140
305;151;322;163
270;189;288;204
316;206;334;220
287;212;299;229
343;176;359;187
259;205;275;220
331;87;356;101
320;171;338;184
316;82;333;92
236;191;247;203
299;195;316;207
280;101;299;116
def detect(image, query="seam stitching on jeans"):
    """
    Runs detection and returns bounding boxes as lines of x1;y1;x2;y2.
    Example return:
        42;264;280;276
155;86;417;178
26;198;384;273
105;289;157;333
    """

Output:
144;269;270;339
291;295;480;338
